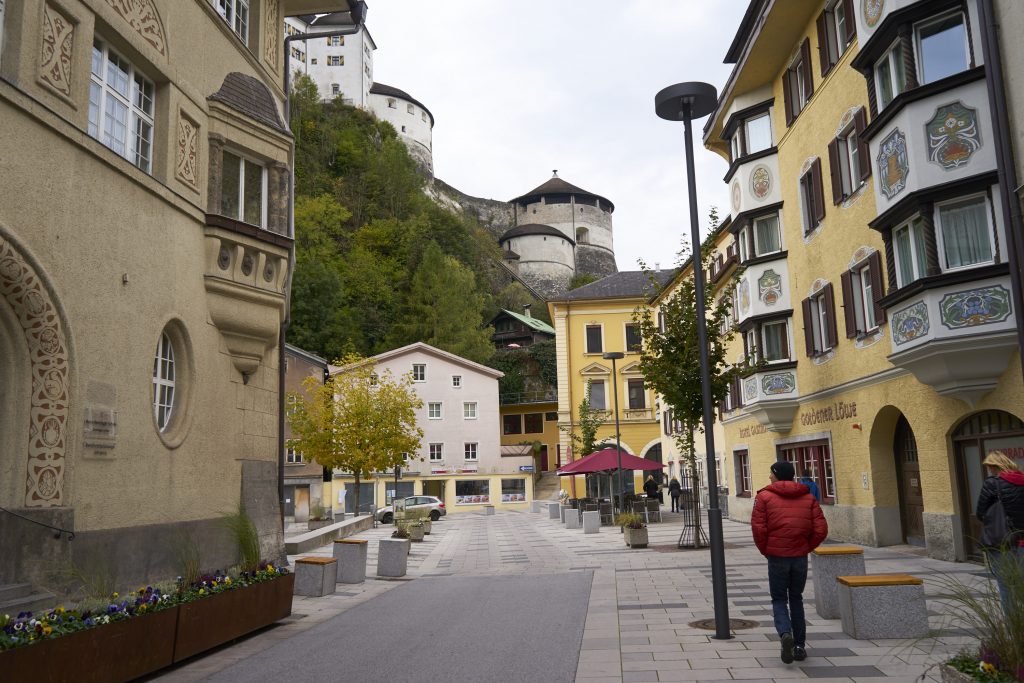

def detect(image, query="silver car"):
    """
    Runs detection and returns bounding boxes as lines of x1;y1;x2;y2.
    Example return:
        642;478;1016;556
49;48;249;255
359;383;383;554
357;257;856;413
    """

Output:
375;495;446;523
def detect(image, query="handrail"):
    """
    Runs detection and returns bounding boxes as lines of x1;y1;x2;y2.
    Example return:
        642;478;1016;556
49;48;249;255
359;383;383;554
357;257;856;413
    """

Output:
0;506;75;540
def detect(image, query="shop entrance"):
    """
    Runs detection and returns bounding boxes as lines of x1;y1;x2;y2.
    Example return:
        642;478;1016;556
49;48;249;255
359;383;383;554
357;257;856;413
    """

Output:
954;410;1024;559
422;480;445;502
894;416;925;546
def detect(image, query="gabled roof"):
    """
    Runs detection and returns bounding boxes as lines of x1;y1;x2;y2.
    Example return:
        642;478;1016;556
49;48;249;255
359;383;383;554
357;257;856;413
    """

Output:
510;172;614;212
332;342;503;379
552;270;676;303
498;223;573;245
370;82;434;126
285;343;328;367
498;310;555;335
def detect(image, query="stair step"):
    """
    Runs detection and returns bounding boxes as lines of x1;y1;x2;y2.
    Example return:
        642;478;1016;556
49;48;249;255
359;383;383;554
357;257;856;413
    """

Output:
0;583;33;601
0;591;58;616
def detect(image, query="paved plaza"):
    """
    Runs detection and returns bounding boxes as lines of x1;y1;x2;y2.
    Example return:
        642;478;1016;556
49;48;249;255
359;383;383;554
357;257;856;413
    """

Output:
152;508;987;683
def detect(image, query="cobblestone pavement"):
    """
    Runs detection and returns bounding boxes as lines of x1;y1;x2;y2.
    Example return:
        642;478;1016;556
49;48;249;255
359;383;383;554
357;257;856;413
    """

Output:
154;507;987;682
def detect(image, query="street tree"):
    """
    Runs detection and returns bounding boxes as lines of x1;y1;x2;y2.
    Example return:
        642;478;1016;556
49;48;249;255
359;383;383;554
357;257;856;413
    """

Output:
286;354;424;515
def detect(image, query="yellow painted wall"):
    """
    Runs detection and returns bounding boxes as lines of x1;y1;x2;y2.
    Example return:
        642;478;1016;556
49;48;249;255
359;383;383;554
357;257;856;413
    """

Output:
500;402;561;471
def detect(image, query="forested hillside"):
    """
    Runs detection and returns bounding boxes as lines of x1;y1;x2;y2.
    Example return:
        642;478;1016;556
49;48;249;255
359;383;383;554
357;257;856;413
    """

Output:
286;76;543;364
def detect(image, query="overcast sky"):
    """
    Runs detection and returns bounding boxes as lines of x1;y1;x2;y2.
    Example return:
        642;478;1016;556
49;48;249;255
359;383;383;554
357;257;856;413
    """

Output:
366;1;749;272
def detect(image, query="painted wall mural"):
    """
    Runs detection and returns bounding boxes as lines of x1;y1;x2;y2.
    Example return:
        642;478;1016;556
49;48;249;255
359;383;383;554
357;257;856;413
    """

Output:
737;279;751;316
761;372;795;396
750;165;771;200
731;180;742;213
877;129;910;200
758;269;782;306
743;377;758;403
863;0;884;27
891;301;930;346
926;101;981;170
939;286;1012;329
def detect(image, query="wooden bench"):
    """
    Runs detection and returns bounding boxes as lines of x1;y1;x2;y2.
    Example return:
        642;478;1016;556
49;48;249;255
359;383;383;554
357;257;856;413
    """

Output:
811;545;865;618
333;538;368;584
836;574;928;639
294;556;337;597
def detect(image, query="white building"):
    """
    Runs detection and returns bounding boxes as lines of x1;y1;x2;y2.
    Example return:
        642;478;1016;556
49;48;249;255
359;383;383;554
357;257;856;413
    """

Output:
368;82;435;174
285;12;376;105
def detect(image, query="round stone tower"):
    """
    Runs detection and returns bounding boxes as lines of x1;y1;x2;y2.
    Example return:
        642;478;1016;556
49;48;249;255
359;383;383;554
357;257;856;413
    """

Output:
498;223;576;295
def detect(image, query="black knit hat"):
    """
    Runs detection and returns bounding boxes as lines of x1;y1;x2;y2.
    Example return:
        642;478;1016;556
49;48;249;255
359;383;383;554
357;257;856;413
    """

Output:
770;460;795;481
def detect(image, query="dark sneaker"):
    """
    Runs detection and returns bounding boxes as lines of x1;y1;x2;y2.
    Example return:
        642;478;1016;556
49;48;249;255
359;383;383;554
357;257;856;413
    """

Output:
793;646;807;662
780;632;795;664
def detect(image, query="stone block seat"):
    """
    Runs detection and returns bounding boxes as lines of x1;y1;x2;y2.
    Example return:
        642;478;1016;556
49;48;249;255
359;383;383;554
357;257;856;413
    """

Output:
547;502;561;519
836;574;928;639
812;545;866;618
294;556;337;597
582;510;600;534
333;538;368;584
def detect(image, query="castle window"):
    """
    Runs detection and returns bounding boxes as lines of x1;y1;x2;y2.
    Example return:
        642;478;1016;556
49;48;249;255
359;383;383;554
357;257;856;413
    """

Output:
576;227;590;244
331;84;340;95
327;35;344;46
328;55;343;67
387;98;396;108
89;39;155;173
407;103;414;114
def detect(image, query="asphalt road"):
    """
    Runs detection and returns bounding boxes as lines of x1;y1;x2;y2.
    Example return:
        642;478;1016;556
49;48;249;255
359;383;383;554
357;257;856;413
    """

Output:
207;571;593;683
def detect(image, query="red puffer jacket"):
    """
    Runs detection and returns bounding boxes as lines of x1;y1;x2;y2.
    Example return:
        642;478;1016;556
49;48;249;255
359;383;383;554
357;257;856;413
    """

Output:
751;481;828;557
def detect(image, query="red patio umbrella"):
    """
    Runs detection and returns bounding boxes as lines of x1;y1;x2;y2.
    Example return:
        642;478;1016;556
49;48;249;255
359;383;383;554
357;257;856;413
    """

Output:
557;447;665;475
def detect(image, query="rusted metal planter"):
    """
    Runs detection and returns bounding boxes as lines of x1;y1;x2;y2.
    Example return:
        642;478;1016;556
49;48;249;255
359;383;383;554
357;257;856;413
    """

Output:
172;573;294;662
0;605;179;683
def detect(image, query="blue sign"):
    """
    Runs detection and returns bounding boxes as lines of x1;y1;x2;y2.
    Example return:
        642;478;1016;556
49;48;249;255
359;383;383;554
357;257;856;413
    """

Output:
519;465;534;472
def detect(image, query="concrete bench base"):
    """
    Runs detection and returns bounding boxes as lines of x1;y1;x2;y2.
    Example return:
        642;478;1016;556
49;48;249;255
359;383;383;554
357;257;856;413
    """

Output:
837;575;928;639
531;500;544;513
812;546;866;619
565;511;581;529
547;502;561;519
377;538;410;578
333;539;368;584
294;557;337;597
582;511;600;534
559;506;570;523
483;505;495;516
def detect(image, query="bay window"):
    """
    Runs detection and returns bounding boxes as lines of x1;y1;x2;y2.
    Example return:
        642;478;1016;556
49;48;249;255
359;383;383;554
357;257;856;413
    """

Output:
893;217;927;287
744;114;772;154
875;41;907;109
937;196;994;270
221;150;265;227
753;215;781;255
916;12;969;85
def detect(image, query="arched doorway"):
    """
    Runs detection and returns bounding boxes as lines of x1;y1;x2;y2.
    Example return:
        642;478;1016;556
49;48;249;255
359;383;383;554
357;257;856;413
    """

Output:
894;416;925;546
953;410;1024;558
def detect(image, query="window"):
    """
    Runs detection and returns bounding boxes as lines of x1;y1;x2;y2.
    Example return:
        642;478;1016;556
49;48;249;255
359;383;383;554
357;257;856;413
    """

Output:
625;323;642;352
387;98;396;108
524;413;543;433
89;40;155;173
452;375;462;388
153;332;175;431
428;402;442;419
503;414;522;435
331;84;340;95
779;441;836;503
627;379;646;410
429;443;443;462
841;251;885;337
893;217;927;287
937;196;994;270
585;325;603;353
576;227;590;244
215;0;249;43
310;58;317;65
744;114;772;154
761;321;790;362
735;450;752;496
799;160;825;234
421;111;427;122
719;295;734;335
783;39;814;125
753;215;781;256
455;480;490;505
588;380;606;411
286;446;303;464
817;0;856;76
220;150;265;227
407;103;414;114
545;412;558;421
828;109;870;203
803;285;838;357
916;12;968;85
875;41;907;109
463;402;477;419
464;443;478;461
730;133;742;162
327;35;344;46
501;479;527;503
328;55;343;66
412;364;426;381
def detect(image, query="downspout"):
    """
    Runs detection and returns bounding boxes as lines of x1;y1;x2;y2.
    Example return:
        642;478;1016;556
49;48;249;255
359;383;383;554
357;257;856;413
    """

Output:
279;2;368;533
978;0;1024;381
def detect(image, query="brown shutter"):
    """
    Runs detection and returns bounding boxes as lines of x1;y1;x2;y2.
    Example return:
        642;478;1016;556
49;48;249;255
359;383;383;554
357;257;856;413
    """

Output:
734;376;743;408
812;158;826;223
783;72;795;126
869;250;887;323
827;138;844;205
840;269;858;338
816;11;832;77
843;0;857;43
824;283;840;348
801;38;814;98
802;297;815;356
855;107;871;181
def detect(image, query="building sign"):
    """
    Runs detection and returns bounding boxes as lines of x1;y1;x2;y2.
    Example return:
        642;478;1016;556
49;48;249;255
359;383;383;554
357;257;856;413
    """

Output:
739;423;768;439
799;401;858;426
519;465;534;472
83;406;117;454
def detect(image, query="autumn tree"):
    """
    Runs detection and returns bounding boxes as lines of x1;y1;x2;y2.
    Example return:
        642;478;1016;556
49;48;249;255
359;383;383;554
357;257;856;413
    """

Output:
286;354;423;515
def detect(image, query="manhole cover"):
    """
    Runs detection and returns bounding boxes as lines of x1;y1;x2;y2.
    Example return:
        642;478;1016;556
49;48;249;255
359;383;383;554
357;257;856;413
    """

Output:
688;618;759;631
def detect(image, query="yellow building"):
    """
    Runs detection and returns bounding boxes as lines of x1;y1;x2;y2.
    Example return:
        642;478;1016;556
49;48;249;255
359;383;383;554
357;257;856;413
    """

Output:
548;271;674;498
701;0;1024;561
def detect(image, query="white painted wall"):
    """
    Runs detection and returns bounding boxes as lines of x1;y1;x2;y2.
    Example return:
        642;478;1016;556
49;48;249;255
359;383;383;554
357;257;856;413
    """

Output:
729;149;781;218
368;91;433;171
502;233;576;287
518;198;614;257
285;17;374;106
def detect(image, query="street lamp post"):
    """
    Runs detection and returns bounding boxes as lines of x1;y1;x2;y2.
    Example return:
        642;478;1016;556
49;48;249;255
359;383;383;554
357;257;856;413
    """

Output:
654;82;732;640
603;351;625;511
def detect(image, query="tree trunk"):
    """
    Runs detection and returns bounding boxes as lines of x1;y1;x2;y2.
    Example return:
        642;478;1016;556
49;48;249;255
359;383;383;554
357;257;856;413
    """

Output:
353;472;361;517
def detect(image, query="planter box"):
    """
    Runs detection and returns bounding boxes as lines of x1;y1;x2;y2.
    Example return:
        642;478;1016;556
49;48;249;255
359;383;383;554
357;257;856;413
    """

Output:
307;519;334;531
941;665;976;683
0;605;179;683
422;519;432;535
173;573;294;663
378;538;410;577
624;526;648;548
408;525;425;542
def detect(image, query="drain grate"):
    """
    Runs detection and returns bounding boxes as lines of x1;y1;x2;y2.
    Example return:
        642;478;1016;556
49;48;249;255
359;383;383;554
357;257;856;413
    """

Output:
688;618;760;631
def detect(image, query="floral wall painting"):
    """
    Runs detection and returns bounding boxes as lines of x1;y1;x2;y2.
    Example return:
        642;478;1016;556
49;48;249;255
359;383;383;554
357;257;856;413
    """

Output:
939;286;1011;329
761;372;795;396
750;165;771;200
743;377;758;403
891;301;930;346
926;101;981;170
731;180;742;213
877;128;910;200
863;0;884;27
758;269;782;306
737;279;751;316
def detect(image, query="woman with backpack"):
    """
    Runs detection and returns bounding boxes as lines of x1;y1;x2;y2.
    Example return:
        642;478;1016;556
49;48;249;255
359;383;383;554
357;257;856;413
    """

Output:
976;451;1024;615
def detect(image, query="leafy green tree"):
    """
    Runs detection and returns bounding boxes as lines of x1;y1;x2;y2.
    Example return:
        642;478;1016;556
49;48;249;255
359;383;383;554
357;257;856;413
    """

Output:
567;273;599;290
286;354;423;516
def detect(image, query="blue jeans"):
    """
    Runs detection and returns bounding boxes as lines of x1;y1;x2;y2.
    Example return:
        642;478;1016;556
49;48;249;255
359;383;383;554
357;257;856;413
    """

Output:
986;546;1024;616
767;555;808;646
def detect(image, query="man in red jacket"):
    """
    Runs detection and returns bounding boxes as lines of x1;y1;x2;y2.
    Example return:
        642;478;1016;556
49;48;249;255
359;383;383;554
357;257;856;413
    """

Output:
751;460;828;664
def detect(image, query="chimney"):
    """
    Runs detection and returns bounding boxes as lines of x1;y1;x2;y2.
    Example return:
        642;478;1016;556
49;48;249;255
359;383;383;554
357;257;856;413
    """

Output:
655;262;661;273
524;303;532;318
552;169;558;178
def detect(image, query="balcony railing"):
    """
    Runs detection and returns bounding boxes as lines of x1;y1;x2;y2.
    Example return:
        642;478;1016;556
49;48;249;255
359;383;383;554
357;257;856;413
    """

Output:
500;389;557;405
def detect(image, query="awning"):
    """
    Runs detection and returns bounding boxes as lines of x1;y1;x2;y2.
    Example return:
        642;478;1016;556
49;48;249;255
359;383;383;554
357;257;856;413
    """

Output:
557;447;666;476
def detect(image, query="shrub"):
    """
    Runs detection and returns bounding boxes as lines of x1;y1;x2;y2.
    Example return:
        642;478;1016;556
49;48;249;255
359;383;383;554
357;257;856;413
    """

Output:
616;512;645;529
221;506;261;573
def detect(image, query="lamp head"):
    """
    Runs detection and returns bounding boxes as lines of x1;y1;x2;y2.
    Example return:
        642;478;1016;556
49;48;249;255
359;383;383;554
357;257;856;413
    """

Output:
655;82;718;121
602;352;625;360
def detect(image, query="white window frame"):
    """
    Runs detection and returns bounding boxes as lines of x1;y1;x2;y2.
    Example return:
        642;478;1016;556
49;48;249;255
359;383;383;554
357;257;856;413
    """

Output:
327;35;344;46
737;229;749;262
832;0;850;57
588;379;607;410
220;149;266;227
761;320;791;363
934;193;996;273
626;378;646;410
809;293;831;355
412;364;426;382
624;322;642;353
584;324;604;354
331;83;340;95
153;332;175;432
893;216;927;288
464;443;478;461
914;11;969;86
407;103;414;114
787;54;808;116
463;402;477;419
452;375;462;388
429;443;444;462
874;40;906;110
851;262;878;333
215;0;249;44
730;133;742;162
328;55;343;66
387;98;396;108
836;123;861;198
753;214;782;256
428;402;442;420
89;39;155;173
746;328;759;363
744;113;773;155
286;445;303;464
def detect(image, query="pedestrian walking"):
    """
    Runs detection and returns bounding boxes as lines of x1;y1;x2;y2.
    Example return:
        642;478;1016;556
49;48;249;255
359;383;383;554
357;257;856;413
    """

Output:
751;460;828;664
976;450;1024;615
668;477;682;512
643;475;658;501
797;474;821;501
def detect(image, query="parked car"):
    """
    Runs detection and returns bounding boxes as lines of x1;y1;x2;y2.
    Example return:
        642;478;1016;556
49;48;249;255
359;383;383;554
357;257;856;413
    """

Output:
375;495;446;523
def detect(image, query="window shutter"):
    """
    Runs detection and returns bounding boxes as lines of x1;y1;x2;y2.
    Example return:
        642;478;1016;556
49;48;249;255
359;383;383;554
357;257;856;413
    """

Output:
801;38;815;98
827;138;844;205
816;11;832;77
812;158;826;223
734;376;743;408
839;270;858;338
824;283;840;348
869;250;887;323
783;72;795;126
855;107;871;181
843;0;857;43
802;297;815;356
